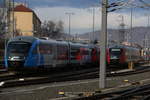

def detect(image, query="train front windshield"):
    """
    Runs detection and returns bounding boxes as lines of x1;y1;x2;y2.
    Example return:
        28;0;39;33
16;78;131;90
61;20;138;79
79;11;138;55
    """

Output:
7;42;31;57
110;48;121;59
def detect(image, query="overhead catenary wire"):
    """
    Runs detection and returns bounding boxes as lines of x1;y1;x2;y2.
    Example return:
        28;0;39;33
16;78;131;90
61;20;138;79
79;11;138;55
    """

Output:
138;0;150;7
108;0;150;11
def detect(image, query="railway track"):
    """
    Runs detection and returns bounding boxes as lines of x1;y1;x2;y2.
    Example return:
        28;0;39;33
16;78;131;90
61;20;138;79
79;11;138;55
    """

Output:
0;65;150;89
0;68;7;74
107;66;150;77
0;67;99;88
73;83;150;100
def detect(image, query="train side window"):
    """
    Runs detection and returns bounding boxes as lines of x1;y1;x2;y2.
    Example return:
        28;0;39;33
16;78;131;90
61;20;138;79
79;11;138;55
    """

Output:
39;43;52;54
57;45;68;59
70;47;80;60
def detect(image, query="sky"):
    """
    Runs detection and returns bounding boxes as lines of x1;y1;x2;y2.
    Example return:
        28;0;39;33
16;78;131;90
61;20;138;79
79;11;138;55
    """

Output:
13;0;150;34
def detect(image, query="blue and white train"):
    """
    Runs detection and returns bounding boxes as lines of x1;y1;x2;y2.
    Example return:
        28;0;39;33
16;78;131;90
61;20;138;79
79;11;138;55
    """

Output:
5;36;96;71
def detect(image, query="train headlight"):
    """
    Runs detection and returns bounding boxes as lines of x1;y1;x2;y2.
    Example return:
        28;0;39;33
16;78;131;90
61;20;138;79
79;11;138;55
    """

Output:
0;81;5;86
11;57;14;60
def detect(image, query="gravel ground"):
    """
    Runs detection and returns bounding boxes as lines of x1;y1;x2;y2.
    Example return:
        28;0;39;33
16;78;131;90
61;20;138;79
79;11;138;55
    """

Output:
1;68;150;100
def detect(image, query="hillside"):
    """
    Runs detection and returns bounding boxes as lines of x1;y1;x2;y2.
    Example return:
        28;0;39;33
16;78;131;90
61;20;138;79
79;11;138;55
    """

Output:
79;27;150;46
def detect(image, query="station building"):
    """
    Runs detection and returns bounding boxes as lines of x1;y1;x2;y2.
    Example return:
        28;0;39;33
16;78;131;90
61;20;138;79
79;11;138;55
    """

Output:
10;4;41;36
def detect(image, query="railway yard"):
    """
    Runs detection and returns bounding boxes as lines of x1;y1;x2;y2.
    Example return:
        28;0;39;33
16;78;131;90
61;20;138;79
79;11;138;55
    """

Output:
0;36;150;100
0;63;150;100
1;0;150;100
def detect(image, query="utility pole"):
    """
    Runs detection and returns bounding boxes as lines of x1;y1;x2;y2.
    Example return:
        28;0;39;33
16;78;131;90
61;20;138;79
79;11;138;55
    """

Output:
7;0;11;38
145;13;150;27
100;0;107;89
143;34;148;60
130;7;133;44
147;14;149;49
65;12;74;41
25;0;27;6
12;0;15;37
88;5;100;43
118;15;125;43
147;15;150;27
92;7;95;42
145;13;150;49
65;12;74;65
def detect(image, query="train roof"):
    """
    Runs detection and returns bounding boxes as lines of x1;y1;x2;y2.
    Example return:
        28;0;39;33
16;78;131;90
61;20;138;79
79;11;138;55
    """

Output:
7;36;68;44
39;38;69;45
110;45;140;50
8;36;38;43
69;42;91;47
7;36;96;47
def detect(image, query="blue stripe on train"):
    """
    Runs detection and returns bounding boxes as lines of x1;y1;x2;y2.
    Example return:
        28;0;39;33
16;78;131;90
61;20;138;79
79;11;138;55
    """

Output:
4;44;8;68
24;40;44;67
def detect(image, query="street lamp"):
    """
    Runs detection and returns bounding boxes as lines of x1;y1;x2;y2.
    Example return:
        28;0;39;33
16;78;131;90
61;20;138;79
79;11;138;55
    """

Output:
145;13;150;27
88;5;100;43
65;12;74;41
12;0;15;38
92;7;95;42
65;12;74;65
130;7;133;44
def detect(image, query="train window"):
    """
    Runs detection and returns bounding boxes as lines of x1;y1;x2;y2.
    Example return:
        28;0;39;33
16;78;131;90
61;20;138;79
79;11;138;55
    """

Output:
70;48;80;60
7;42;31;56
110;48;121;59
82;50;89;55
111;49;121;52
39;43;52;54
57;45;68;60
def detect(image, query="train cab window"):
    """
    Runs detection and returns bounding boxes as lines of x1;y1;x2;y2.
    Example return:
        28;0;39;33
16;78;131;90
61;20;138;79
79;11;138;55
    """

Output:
110;48;121;59
7;42;31;56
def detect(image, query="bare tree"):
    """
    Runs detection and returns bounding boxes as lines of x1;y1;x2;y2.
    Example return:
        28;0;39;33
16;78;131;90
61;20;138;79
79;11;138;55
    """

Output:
0;17;6;39
55;20;64;38
39;20;64;39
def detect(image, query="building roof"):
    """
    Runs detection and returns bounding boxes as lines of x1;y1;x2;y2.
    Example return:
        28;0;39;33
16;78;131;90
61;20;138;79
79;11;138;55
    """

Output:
14;5;33;12
14;4;41;24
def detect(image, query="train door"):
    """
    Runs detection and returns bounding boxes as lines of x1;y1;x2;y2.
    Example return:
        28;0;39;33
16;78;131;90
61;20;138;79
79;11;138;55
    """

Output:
78;48;84;65
38;42;54;68
91;47;100;66
80;47;91;65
